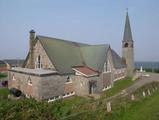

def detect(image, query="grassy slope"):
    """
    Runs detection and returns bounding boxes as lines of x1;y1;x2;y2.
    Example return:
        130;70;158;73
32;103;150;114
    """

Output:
67;90;159;120
101;78;133;98
108;91;159;120
2;78;159;120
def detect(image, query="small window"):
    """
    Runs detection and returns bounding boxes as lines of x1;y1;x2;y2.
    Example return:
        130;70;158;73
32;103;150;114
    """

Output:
66;76;72;83
28;77;32;86
12;74;16;80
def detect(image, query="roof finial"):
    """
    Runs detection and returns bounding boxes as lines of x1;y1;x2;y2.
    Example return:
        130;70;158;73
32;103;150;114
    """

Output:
126;8;128;14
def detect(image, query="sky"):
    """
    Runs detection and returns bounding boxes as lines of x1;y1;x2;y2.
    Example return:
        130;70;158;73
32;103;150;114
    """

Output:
0;0;159;61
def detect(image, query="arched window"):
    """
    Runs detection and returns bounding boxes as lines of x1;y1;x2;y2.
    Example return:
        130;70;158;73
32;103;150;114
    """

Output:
124;43;128;47
38;55;41;68
66;76;72;84
104;62;107;72
35;55;42;69
28;77;32;86
12;74;16;80
103;60;111;73
107;60;111;72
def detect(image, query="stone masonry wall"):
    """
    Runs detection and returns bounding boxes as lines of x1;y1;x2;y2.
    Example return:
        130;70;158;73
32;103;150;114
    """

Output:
8;71;41;99
25;40;56;70
72;76;89;96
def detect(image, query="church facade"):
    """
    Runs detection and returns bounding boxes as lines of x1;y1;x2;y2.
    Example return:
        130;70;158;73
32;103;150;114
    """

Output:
8;12;134;101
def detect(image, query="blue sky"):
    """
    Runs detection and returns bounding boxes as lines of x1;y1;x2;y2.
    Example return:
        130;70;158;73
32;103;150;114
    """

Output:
0;0;159;61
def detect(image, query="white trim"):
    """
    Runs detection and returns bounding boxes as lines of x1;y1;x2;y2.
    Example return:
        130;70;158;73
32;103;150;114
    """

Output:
65;76;72;84
62;92;75;98
114;76;125;81
47;92;75;103
102;85;112;91
48;96;61;103
72;68;98;77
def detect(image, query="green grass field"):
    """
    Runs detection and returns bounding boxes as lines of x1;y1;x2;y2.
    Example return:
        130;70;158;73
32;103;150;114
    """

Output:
1;79;159;120
101;77;134;98
66;90;159;120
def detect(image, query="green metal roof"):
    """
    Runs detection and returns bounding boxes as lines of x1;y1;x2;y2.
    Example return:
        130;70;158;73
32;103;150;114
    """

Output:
81;45;110;72
38;36;88;74
111;49;126;69
34;35;125;74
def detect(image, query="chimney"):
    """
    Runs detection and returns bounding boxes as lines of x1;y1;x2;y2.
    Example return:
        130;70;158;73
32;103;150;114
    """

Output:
28;29;35;69
29;29;35;52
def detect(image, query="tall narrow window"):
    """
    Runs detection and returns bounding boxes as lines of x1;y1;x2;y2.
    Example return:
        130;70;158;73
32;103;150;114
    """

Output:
35;55;42;69
38;55;41;68
12;74;16;80
104;62;107;72
107;60;111;72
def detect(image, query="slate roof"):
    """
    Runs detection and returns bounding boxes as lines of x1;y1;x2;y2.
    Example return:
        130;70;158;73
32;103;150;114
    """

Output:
24;35;126;74
123;11;133;41
111;49;126;69
81;45;109;72
37;36;111;74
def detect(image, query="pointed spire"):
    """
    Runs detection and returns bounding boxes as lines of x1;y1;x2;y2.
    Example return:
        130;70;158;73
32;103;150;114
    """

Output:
123;9;133;41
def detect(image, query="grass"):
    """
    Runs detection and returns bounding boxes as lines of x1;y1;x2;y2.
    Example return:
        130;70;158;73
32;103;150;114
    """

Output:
1;79;159;120
66;86;159;120
107;90;159;120
0;88;9;99
101;77;134;98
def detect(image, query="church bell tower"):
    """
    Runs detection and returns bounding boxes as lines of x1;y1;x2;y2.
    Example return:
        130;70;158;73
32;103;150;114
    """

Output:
122;10;134;77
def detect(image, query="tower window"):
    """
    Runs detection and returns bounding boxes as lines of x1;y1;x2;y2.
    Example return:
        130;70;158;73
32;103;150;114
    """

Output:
124;43;128;47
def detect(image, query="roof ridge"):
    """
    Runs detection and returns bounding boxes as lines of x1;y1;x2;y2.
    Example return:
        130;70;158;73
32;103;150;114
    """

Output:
37;35;89;46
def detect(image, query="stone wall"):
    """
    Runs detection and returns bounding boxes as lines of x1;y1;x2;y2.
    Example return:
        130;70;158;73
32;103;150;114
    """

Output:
72;76;89;96
25;40;56;70
8;71;76;100
8;71;41;99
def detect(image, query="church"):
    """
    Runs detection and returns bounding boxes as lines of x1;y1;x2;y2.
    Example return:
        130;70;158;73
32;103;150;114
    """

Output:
8;11;134;101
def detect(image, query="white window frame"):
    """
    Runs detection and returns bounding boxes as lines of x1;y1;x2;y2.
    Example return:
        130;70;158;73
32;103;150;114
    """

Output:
35;55;43;69
12;74;16;80
65;76;72;84
103;60;111;73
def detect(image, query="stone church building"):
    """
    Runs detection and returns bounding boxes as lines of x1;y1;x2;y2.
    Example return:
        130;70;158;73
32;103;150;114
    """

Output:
8;12;134;101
